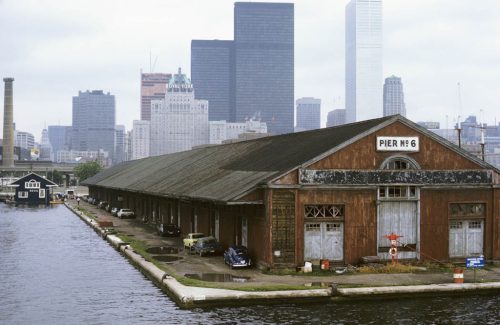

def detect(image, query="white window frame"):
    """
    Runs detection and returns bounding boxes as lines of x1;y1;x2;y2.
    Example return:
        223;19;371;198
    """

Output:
39;189;46;198
18;191;28;198
25;180;40;189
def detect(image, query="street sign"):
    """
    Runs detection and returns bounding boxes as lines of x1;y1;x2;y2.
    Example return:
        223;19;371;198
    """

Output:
466;256;485;268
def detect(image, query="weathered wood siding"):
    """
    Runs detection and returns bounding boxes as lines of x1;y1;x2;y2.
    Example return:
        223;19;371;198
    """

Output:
420;189;493;261
297;189;377;265
308;121;484;170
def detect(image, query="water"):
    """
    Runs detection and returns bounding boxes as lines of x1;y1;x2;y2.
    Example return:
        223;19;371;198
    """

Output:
1;203;499;325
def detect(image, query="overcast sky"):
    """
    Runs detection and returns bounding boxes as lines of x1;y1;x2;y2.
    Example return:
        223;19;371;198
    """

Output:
1;0;499;141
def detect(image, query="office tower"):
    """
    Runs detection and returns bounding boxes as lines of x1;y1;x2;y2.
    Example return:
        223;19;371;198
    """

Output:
39;128;52;161
191;3;294;135
141;72;171;121
383;75;406;117
131;120;150;160
14;131;35;150
3;78;14;167
48;125;72;155
296;97;321;131
71;90;115;159
114;125;126;165
326;109;346;127
234;2;294;135
150;68;209;156
191;40;234;122
345;0;383;123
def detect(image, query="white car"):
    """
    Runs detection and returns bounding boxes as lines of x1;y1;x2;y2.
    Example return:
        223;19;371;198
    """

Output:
117;208;135;219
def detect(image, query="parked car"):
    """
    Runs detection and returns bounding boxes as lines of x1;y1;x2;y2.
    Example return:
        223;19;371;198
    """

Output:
117;208;135;219
111;207;119;216
98;201;108;209
192;236;224;256
157;223;181;237
183;233;205;249
105;203;112;212
224;245;252;268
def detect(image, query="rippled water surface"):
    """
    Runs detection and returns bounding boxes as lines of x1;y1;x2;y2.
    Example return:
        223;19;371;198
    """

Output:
1;204;499;324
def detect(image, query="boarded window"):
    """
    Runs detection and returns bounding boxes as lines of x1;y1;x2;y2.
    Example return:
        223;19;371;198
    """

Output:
450;203;485;219
304;205;344;220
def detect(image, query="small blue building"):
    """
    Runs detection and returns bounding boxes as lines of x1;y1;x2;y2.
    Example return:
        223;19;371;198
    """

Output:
10;173;57;205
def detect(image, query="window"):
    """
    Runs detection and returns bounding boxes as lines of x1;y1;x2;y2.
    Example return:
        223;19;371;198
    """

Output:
304;205;345;219
39;189;45;198
468;221;482;229
327;223;341;232
18;191;28;198
450;221;463;229
305;223;321;232
25;180;40;189
379;186;418;200
450;203;485;218
382;157;419;170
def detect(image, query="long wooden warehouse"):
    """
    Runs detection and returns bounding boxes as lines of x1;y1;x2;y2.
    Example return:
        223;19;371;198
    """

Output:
83;115;500;268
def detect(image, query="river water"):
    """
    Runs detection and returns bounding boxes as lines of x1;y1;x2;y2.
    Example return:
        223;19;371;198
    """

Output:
0;204;498;325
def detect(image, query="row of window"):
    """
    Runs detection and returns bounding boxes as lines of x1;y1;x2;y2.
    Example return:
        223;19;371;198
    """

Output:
18;189;45;198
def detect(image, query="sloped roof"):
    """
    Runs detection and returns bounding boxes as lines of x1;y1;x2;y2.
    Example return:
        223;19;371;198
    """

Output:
9;172;58;187
83;116;396;202
82;115;498;203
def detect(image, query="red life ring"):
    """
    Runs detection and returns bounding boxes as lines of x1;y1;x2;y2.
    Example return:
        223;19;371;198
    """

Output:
389;247;398;256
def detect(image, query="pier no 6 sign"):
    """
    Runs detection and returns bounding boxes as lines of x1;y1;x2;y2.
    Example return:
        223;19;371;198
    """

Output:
377;136;419;152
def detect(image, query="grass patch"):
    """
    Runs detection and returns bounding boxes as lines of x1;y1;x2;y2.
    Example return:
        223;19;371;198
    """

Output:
76;206;96;219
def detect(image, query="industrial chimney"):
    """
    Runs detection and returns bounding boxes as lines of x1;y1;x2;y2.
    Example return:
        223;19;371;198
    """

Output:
3;78;14;167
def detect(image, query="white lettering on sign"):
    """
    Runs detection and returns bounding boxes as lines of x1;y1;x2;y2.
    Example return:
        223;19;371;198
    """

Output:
376;136;419;152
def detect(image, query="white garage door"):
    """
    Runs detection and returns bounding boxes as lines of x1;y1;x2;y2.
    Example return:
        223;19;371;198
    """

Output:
449;220;484;257
378;201;418;259
304;222;343;261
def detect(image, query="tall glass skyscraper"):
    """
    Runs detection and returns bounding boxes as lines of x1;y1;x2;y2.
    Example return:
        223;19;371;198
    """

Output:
191;2;294;135
191;40;234;122
72;90;115;159
383;75;406;117
345;0;383;123
296;97;321;131
234;2;294;135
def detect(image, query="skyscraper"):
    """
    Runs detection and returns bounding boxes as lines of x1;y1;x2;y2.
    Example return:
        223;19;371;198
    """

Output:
345;0;383;123
296;97;321;131
150;68;208;156
234;2;294;135
383;75;406;117
114;125;126;164
326;109;346;127
48;125;72;155
131;120;150;160
191;40;234;122
72;90;115;159
140;72;171;121
191;2;294;135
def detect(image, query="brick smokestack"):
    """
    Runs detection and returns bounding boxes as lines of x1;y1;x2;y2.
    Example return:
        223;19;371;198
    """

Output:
3;78;14;167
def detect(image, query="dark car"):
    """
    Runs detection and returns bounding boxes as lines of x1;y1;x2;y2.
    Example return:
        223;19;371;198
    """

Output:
192;236;224;256
98;201;108;209
157;223;181;237
111;207;119;216
224;245;252;268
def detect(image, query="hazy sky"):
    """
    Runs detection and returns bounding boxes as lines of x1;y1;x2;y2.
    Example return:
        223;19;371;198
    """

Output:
1;0;499;141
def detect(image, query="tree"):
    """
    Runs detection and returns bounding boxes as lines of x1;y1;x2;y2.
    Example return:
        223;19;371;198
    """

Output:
47;169;64;185
74;161;102;182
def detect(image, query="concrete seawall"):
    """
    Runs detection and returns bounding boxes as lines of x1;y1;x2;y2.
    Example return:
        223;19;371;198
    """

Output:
65;203;500;308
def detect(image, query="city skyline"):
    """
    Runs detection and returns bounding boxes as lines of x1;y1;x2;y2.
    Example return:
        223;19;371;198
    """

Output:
1;0;499;139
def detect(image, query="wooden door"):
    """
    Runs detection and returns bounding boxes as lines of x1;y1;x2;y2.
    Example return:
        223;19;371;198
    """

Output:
378;201;418;259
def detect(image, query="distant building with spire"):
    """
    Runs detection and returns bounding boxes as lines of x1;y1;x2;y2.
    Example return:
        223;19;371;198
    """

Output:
150;68;209;155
